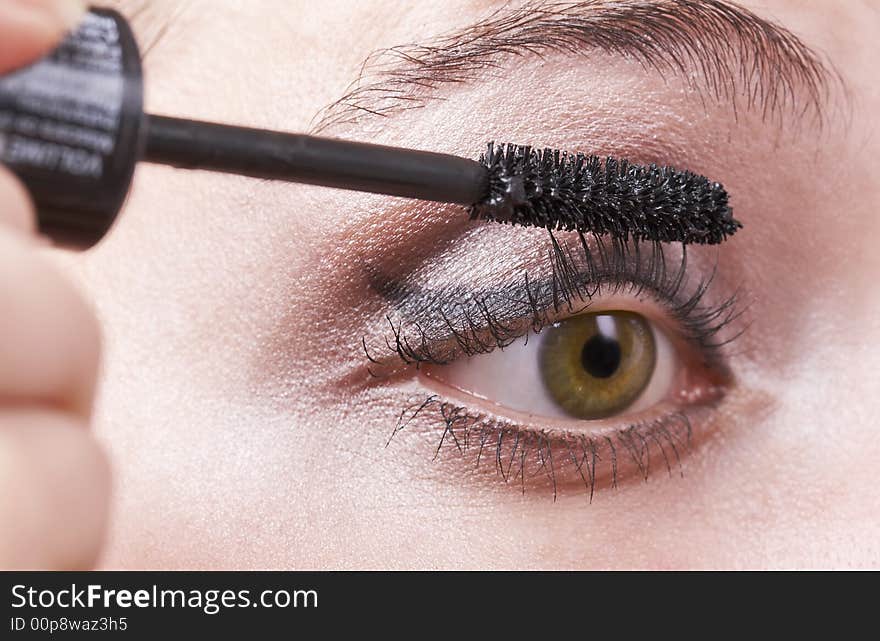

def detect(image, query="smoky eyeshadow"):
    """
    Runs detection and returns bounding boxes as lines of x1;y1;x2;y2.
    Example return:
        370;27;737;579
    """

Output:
363;232;739;368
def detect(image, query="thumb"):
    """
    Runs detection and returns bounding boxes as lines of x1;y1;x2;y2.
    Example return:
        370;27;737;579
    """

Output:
0;0;86;74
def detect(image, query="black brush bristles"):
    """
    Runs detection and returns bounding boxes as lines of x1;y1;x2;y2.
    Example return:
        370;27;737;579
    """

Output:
469;142;741;245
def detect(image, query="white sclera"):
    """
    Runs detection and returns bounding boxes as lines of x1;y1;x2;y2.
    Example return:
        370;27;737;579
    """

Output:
428;317;676;420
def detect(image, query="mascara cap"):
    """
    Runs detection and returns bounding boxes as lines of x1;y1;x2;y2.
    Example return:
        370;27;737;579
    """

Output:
0;8;144;249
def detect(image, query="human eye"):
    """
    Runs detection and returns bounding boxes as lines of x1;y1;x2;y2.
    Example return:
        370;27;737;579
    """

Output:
427;308;678;421
365;231;745;500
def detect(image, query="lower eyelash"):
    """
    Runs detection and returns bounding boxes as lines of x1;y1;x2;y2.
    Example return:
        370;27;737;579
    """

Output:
387;393;698;501
366;233;745;499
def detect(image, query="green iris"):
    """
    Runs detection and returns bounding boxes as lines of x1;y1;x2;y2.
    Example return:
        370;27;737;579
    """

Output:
539;311;656;419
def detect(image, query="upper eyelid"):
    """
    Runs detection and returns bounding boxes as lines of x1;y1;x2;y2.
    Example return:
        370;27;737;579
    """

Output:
365;235;743;368
374;234;699;331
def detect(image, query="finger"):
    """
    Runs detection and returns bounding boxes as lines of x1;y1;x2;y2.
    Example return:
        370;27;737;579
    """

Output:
0;165;36;235
0;407;110;569
0;228;101;418
0;0;86;74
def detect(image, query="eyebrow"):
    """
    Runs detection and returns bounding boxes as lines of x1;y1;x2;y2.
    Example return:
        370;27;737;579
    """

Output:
313;0;834;133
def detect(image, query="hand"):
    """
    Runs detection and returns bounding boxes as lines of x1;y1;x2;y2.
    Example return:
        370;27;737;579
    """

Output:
0;0;110;569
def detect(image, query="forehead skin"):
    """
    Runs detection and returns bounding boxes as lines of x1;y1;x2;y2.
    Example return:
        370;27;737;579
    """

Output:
56;1;879;568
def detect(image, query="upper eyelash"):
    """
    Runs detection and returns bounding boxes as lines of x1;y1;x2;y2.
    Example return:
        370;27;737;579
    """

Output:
367;231;745;500
365;231;746;368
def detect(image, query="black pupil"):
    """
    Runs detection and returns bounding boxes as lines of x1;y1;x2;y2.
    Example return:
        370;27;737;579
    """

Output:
580;329;622;379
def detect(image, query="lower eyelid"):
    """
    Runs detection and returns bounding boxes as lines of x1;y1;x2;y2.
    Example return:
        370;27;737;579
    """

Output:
417;366;720;435
403;312;729;493
385;381;724;498
369;239;745;498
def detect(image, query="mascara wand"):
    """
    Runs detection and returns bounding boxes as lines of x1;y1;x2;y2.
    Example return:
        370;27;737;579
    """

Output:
0;8;740;249
144;120;739;246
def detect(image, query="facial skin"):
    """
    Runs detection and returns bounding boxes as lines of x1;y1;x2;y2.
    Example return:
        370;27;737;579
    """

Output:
45;0;879;568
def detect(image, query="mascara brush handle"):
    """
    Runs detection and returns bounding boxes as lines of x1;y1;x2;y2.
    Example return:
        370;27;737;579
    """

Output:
0;5;488;249
143;115;489;206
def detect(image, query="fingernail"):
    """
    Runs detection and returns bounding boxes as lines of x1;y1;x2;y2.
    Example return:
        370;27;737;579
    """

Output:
11;0;88;30
45;0;88;29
